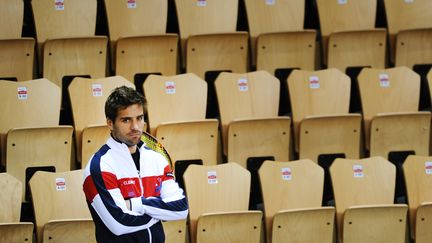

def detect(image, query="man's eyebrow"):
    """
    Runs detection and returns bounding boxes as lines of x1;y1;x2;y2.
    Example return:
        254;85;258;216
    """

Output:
119;114;144;119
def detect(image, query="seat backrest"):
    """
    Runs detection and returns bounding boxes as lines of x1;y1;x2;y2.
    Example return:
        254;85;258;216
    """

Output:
357;67;420;138
288;68;351;144
259;159;324;211
0;79;60;165
259;159;324;236
0;0;24;39
403;155;432;238
29;169;91;241
215;71;280;151
104;0;167;42
183;163;251;242
316;0;377;38
0;173;22;222
175;0;238;38
330;156;396;229
143;73;207;135
244;0;304;37
68;76;134;161
0;79;60;133
31;0;97;44
384;0;432;34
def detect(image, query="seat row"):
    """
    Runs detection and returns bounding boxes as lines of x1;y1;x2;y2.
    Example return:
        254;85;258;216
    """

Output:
1;67;431;205
1;66;431;163
1;155;431;243
1;0;432;85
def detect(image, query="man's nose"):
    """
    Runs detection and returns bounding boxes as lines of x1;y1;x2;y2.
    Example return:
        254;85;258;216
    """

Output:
131;119;139;130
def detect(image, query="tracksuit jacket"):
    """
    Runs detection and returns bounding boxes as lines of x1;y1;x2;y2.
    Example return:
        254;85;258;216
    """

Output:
83;137;189;243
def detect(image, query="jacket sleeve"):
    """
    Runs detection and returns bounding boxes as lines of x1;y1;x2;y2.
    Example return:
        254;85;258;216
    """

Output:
130;162;189;221
139;179;189;221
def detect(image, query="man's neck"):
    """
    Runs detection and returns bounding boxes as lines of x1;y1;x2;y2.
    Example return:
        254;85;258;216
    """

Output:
128;145;137;154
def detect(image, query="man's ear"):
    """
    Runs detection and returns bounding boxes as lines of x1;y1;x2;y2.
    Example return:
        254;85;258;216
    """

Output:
107;118;114;131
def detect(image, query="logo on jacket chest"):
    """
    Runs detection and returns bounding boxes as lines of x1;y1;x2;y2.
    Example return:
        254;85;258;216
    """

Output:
123;180;136;185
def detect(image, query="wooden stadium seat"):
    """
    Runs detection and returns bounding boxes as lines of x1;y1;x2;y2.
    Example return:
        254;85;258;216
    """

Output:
357;67;430;156
288;68;361;161
174;0;248;76
6;126;74;202
143;73;219;183
258;160;335;243
31;0;107;88
243;0;316;71
358;67;430;203
183;163;262;243
330;157;408;243
0;78;61;150
403;155;432;243
0;79;73;202
215;71;291;166
0;78;61;169
68;76;134;166
104;0;178;81
316;0;386;71
29;170;95;243
0;0;35;81
383;0;432;66
0;173;34;243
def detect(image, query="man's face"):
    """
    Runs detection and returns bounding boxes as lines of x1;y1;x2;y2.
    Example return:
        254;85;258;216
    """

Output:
107;104;145;149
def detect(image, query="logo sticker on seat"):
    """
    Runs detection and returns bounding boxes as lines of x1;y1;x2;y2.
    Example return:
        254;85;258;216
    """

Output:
379;73;390;88
165;81;176;94
56;178;67;191
425;161;432;175
207;171;218;184
309;75;320;89
92;84;103;97
55;0;64;11
238;78;249;91
127;0;137;9
281;167;292;181
266;0;276;5
17;87;28;100
197;0;207;7
353;164;364;178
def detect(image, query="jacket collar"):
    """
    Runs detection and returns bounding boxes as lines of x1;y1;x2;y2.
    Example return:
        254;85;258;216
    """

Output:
107;134;145;153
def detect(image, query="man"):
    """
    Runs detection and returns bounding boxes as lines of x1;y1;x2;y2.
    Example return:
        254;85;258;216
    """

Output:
83;86;188;242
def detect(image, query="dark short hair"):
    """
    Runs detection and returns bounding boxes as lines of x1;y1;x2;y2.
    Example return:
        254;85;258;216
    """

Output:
105;86;147;122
